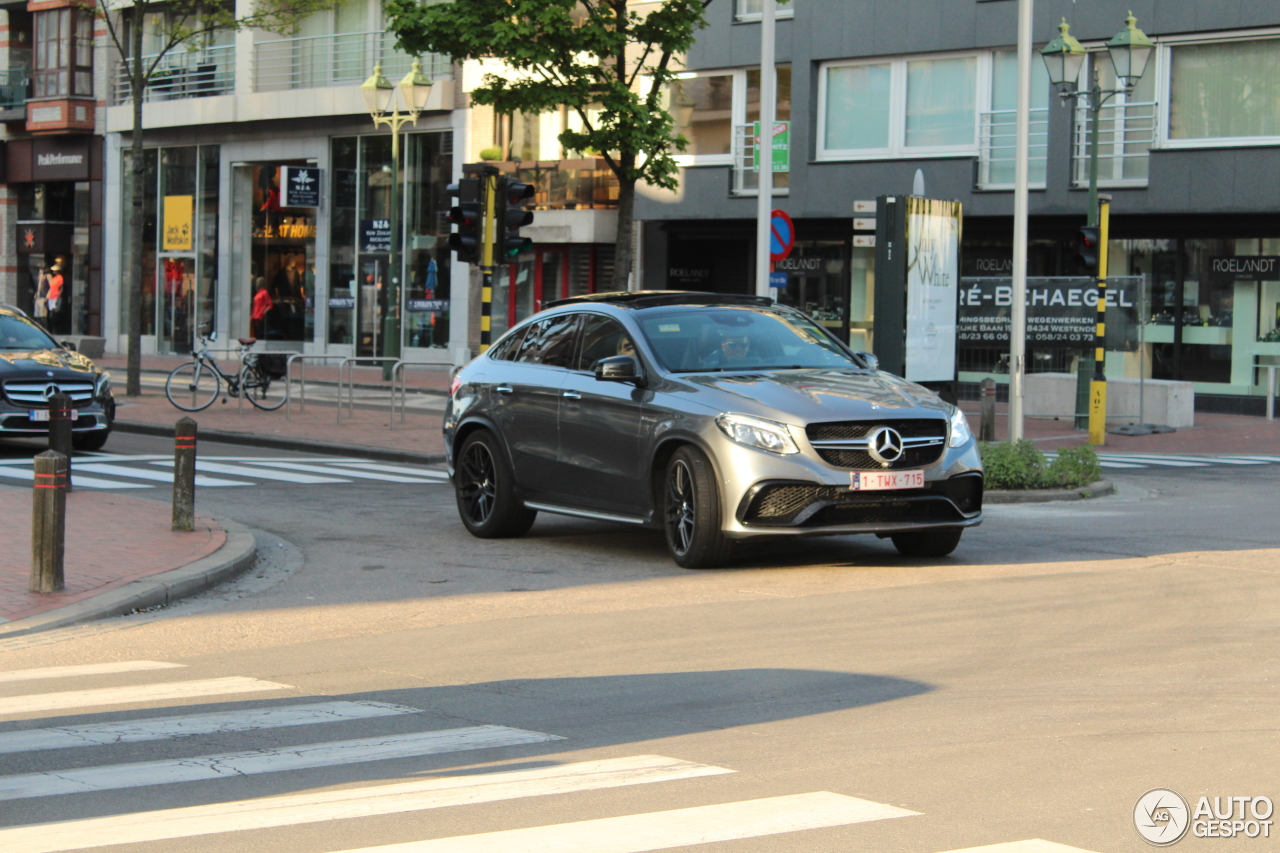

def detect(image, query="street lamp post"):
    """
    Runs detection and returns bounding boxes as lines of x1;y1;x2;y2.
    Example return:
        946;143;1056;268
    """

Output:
361;61;433;379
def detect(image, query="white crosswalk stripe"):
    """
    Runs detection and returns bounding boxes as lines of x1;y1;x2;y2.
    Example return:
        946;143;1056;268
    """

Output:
0;661;1105;853
1047;451;1280;470
0;455;450;490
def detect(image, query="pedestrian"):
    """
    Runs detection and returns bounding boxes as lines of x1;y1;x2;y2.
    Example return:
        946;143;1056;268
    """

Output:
33;263;51;328
45;261;65;333
251;280;273;340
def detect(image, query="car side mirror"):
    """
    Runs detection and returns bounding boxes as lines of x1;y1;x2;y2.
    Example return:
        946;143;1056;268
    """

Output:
855;351;879;370
595;355;644;385
60;340;77;352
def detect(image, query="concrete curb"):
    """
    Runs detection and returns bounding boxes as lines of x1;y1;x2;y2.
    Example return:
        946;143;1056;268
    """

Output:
113;420;447;466
0;517;258;639
985;479;1115;504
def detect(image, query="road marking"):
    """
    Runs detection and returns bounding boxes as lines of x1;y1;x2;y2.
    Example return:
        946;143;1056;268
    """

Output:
1098;454;1264;465
1094;456;1208;467
0;755;726;853
151;459;351;483
73;462;252;487
0;465;150;489
0;676;291;717
1092;460;1147;469
329;461;450;479
320;791;919;853
0;725;563;800
0;660;184;685
937;842;1102;853
0;700;420;754
244;460;445;483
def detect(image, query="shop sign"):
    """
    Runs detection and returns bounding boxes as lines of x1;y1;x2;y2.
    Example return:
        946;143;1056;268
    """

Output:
903;197;961;383
162;196;194;251
15;223;73;254
30;137;92;181
957;276;1139;347
335;170;357;210
360;219;392;253
668;267;711;287
281;167;321;208
407;299;449;313
328;296;356;309
1208;256;1280;281
751;121;790;173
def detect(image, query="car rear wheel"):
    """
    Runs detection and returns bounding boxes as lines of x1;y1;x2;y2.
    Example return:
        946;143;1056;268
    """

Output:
663;446;732;569
455;430;536;538
891;528;963;557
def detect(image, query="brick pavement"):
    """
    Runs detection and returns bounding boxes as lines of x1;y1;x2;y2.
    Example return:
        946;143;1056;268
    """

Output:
0;487;224;624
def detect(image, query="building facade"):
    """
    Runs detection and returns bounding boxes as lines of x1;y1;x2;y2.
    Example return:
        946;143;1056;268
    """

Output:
636;0;1280;413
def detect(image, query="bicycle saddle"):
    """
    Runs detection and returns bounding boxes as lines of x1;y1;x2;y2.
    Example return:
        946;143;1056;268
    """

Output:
238;337;256;346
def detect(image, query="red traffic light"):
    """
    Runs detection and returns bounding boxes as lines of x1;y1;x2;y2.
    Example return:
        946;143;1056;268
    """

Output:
1078;225;1100;270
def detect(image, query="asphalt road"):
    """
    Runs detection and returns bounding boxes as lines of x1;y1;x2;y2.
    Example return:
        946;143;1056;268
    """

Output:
0;432;1277;853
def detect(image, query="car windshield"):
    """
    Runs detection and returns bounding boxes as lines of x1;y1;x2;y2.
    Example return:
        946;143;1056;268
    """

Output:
0;311;58;351
636;305;859;373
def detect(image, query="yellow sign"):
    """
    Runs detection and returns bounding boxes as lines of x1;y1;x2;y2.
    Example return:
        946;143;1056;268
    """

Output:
163;195;194;251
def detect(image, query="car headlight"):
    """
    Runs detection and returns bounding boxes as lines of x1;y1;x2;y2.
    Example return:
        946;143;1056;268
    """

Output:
94;372;112;399
948;405;973;447
716;413;800;455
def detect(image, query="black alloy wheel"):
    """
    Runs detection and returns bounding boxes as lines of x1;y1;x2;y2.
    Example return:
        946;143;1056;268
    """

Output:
663;445;732;569
890;528;964;557
454;430;536;538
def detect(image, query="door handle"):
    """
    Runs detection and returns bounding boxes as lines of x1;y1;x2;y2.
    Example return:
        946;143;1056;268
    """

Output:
562;391;582;400
495;385;514;395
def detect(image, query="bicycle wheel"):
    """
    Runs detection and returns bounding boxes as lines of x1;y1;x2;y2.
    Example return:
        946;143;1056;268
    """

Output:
165;362;220;411
241;363;286;411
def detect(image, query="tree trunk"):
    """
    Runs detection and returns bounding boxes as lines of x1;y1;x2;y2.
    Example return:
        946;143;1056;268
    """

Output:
611;176;637;292
126;16;144;397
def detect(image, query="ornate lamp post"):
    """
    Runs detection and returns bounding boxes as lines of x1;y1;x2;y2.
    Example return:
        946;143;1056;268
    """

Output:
361;60;432;377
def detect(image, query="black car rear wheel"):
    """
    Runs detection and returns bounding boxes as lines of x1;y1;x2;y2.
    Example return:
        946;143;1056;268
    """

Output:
891;528;963;557
663;446;732;569
455;430;536;538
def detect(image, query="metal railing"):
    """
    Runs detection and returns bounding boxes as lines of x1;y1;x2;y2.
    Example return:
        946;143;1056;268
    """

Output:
1072;99;1158;188
284;354;350;419
977;107;1049;189
253;31;450;92
391;362;451;428
110;45;236;106
0;69;30;110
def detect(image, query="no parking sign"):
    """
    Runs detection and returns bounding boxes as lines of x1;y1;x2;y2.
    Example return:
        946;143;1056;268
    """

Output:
769;210;795;264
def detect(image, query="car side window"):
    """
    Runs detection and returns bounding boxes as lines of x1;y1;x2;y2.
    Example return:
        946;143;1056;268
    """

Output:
488;327;528;361
514;314;580;368
576;315;636;372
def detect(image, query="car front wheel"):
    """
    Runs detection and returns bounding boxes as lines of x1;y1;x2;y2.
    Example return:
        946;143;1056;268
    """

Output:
891;528;963;557
454;429;536;538
663;445;732;569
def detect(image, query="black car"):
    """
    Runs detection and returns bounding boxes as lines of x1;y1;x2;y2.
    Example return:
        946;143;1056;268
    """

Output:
0;304;114;450
444;292;983;568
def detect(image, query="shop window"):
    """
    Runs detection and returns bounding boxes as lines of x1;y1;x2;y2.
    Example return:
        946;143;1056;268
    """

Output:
33;7;93;98
1168;37;1280;144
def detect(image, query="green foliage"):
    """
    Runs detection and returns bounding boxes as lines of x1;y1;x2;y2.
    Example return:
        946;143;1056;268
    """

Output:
979;441;1102;490
478;147;503;162
385;0;711;191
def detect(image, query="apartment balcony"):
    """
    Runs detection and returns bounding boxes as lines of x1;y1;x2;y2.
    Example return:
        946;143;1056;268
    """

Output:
1;69;30;118
109;45;236;106
1072;99;1157;188
253;31;450;92
976;107;1048;190
489;159;620;245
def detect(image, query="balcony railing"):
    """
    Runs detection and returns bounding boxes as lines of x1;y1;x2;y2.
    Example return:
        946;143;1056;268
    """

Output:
1073;99;1157;188
491;159;619;210
1;69;31;110
977;108;1048;189
253;31;450;92
110;45;235;106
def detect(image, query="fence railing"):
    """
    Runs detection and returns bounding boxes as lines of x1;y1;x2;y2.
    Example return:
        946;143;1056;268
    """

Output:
977;107;1049;189
253;31;451;93
1073;99;1158;188
0;69;30;110
110;45;236;106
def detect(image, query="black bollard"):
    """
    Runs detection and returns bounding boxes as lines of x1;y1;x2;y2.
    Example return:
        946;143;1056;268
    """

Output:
173;417;197;532
30;450;68;593
979;378;997;443
47;391;74;491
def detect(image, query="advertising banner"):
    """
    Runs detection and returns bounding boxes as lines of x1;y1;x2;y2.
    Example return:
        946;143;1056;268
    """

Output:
162;195;194;251
281;167;321;208
903;197;961;383
957;276;1142;347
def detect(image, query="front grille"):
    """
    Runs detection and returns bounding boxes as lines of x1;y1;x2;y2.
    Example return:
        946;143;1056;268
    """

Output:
815;447;942;469
806;418;948;469
806;500;960;526
2;379;96;407
0;413;98;431
743;480;977;527
807;418;946;442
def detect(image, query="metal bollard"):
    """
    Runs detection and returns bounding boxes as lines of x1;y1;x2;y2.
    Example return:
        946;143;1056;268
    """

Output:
47;391;73;491
173;417;197;532
30;450;68;593
979;378;997;443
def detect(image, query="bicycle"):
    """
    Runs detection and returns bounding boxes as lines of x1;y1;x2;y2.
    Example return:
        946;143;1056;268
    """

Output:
164;328;287;412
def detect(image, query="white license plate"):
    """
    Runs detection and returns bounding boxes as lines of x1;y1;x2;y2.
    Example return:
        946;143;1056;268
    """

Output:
850;469;924;491
28;409;78;422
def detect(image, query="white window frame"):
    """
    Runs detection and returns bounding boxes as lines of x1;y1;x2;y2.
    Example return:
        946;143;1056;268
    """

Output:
817;51;990;162
671;68;748;168
734;0;794;23
1157;29;1280;151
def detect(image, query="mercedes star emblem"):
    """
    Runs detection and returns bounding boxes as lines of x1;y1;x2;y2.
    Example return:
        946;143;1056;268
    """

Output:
866;426;905;467
43;384;61;401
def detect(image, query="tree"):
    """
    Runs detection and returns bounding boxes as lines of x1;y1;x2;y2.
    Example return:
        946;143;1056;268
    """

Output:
92;0;334;396
386;0;713;292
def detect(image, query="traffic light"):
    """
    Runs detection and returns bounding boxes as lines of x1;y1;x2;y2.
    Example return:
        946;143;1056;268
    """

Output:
1078;225;1101;273
446;178;483;264
495;177;535;260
